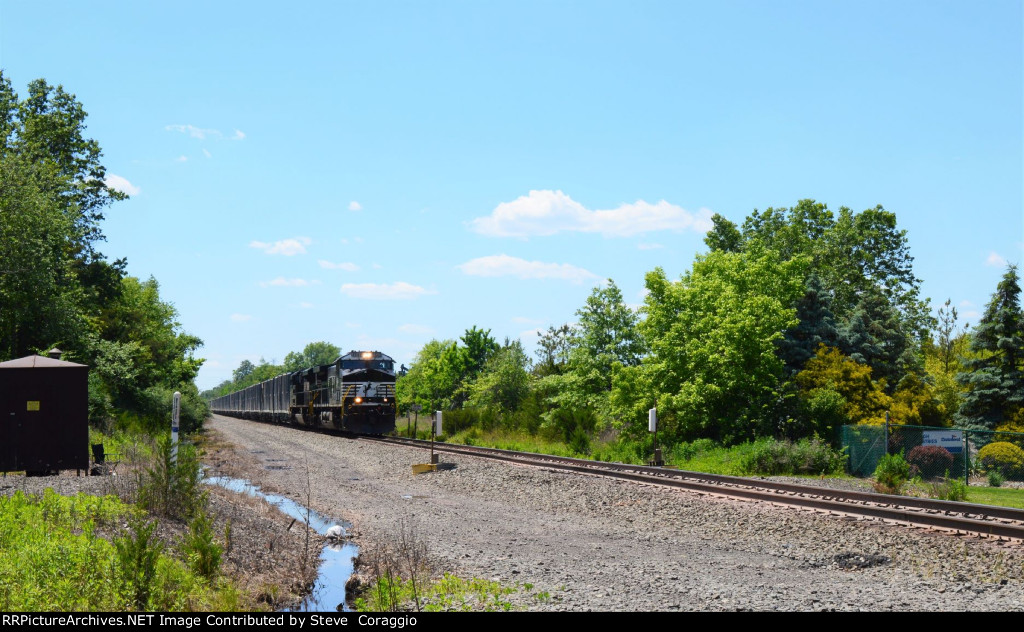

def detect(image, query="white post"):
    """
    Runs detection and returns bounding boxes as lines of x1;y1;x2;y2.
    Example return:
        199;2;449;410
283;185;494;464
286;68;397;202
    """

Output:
435;410;443;436
172;391;181;465
648;408;657;433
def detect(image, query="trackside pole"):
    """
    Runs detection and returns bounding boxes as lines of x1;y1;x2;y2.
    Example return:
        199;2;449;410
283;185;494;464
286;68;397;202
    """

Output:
648;406;664;466
431;411;442;464
172;391;181;465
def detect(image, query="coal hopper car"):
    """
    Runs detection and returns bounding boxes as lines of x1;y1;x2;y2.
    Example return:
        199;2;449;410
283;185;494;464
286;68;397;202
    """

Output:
210;350;397;435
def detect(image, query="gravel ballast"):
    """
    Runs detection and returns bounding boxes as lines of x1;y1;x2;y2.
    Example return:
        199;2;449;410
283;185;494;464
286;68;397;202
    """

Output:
204;415;1024;612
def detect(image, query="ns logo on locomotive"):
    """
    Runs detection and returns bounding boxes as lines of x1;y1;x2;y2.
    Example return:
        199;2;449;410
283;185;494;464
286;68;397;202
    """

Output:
210;350;397;434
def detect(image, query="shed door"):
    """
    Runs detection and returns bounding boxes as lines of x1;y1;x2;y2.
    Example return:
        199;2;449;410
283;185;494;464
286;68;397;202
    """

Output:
13;382;58;471
1;409;18;471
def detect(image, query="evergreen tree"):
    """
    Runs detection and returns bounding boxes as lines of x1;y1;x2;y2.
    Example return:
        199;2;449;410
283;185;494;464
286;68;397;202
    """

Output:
956;266;1024;430
838;290;916;392
776;274;840;376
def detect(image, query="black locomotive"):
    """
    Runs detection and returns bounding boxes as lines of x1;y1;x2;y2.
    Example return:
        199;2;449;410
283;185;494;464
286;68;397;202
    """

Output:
210;350;397;434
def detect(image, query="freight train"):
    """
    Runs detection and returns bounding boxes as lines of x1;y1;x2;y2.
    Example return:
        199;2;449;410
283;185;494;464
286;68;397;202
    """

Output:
209;350;397;434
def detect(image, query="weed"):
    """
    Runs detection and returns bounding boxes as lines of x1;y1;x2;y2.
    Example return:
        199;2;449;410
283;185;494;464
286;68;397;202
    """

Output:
929;471;968;502
181;509;223;581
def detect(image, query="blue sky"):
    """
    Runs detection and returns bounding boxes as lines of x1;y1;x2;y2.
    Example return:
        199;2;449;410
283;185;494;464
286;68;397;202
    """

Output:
1;1;1020;390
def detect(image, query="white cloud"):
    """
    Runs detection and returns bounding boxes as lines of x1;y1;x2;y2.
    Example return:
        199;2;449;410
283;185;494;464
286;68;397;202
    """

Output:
469;190;714;238
318;260;360;271
512;316;543;324
249;237;312;256
229;313;252;322
963;310;981;320
165;124;246;141
345;322;361;328
176;155;188;162
959;300;973;307
638;243;664;250
259;277;321;287
457;254;597;284
165;124;219;140
203;149;212;158
340;282;435;300
986;251;1008;267
398;323;435;334
299;302;314;309
519;328;544;340
348;201;362;211
104;174;140;196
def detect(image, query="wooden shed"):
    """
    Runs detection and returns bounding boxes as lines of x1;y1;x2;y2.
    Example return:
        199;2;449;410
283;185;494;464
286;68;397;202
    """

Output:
0;354;89;473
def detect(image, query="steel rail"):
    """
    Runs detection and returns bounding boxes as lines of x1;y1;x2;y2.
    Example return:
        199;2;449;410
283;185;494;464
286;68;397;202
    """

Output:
367;435;1024;542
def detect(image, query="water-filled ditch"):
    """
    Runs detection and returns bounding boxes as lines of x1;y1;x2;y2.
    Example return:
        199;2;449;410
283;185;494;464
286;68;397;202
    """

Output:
203;475;358;612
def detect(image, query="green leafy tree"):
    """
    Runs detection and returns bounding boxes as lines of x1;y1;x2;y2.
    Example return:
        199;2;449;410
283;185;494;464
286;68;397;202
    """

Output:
956;266;1024;430
460;326;500;378
546;280;645;416
469;340;533;413
0;156;89;358
623;247;806;443
283;341;341;372
396;339;463;412
534;323;575;377
232;360;256;383
706;199;929;368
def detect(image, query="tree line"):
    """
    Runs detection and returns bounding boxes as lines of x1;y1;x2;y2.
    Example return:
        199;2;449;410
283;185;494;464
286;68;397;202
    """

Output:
0;72;206;434
200;341;343;400
397;199;1023;451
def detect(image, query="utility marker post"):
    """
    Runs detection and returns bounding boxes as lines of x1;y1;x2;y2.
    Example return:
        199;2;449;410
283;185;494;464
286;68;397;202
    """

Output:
171;391;181;466
431;410;442;464
649;407;663;466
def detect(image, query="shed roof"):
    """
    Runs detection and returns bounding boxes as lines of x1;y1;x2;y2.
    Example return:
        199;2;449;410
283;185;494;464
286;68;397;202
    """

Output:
0;355;87;369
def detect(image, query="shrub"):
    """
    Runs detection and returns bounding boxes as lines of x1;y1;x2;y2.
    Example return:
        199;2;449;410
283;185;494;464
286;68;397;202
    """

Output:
547;407;598;444
115;512;163;610
675;438;718;462
138;435;206;520
977;442;1024;479
988;470;1006;487
181;510;223;581
568;428;591;456
873;451;910;495
906;445;955;480
738;437;847;476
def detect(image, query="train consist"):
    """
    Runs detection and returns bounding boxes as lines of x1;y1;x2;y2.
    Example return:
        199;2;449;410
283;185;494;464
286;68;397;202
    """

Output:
210;350;397;434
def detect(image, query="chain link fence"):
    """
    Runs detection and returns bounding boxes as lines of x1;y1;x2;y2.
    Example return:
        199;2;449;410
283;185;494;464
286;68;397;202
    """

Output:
841;423;1024;484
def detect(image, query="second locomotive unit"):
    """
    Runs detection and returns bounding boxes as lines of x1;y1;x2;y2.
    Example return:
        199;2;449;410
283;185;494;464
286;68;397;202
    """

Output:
210;350;397;434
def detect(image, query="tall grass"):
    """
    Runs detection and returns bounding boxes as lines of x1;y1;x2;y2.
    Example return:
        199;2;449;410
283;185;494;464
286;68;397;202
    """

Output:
0;490;242;611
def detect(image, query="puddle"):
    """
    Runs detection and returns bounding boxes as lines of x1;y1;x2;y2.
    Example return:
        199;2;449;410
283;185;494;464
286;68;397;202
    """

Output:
204;475;358;612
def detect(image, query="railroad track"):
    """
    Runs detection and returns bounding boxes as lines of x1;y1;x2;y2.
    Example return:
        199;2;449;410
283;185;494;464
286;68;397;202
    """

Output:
365;435;1024;544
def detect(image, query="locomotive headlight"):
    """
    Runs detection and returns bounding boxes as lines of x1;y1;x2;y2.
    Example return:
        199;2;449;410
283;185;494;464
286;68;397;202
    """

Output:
361;351;373;359
383;398;388;402
355;397;363;404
